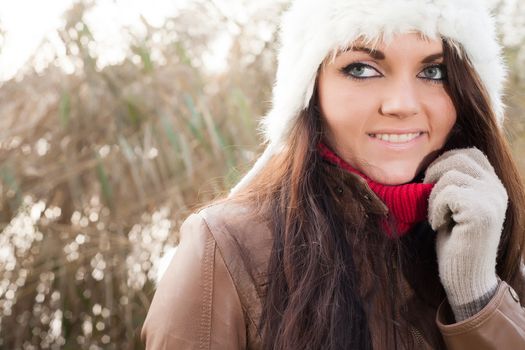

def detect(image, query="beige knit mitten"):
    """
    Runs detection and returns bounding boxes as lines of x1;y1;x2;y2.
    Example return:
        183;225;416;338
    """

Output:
423;148;508;322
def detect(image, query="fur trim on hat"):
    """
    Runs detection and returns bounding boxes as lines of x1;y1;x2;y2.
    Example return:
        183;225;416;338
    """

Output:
230;0;507;195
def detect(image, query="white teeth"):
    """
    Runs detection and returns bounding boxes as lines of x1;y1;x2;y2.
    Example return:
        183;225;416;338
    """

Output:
370;132;422;143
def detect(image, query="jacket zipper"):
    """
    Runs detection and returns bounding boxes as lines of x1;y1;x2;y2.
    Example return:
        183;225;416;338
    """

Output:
402;277;425;348
410;326;425;348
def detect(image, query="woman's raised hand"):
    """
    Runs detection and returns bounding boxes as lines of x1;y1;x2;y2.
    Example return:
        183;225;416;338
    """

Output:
423;147;508;321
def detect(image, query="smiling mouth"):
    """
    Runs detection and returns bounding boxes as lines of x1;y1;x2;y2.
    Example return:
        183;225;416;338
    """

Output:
368;132;425;143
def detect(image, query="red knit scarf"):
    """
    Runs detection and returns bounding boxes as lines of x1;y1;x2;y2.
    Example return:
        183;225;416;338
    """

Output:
318;142;434;237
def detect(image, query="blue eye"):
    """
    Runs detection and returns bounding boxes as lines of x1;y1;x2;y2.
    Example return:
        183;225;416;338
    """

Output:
418;65;447;82
340;63;447;83
341;63;381;79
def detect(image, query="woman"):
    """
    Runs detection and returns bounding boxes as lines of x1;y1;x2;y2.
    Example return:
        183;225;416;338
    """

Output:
142;0;525;349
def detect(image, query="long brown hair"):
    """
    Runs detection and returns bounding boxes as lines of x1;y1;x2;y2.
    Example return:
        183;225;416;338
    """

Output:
231;38;525;349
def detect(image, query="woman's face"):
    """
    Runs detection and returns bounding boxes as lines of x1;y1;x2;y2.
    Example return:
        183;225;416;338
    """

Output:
318;33;457;185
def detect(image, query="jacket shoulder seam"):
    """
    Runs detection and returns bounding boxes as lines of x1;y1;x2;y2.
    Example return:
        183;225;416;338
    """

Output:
196;211;262;339
198;228;215;350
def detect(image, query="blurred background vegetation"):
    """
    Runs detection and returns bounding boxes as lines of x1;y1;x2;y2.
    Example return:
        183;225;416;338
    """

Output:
0;0;523;349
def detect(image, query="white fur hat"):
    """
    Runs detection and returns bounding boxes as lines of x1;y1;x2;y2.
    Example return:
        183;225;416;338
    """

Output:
230;0;507;195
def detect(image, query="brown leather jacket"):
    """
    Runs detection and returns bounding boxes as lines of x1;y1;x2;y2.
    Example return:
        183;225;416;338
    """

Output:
141;164;525;349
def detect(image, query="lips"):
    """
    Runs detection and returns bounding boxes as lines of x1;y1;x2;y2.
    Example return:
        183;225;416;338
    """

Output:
369;132;424;143
366;131;428;150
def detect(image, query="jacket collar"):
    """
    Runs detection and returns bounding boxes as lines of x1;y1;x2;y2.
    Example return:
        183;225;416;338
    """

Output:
319;159;389;217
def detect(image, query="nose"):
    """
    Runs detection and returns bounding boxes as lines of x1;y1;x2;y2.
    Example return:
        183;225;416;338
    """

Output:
379;78;421;119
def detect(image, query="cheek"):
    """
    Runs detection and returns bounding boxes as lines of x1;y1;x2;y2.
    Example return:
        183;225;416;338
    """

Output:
431;96;457;144
319;79;373;131
321;100;369;144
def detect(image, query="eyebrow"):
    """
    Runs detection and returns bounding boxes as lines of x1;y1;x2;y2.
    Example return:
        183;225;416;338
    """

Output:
350;46;444;63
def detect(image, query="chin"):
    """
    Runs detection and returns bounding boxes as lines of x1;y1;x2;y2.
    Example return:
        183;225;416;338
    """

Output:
366;168;418;185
